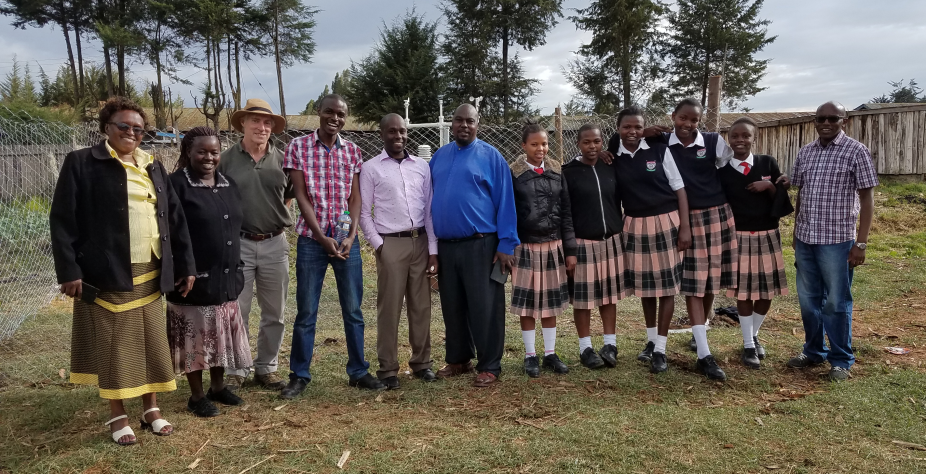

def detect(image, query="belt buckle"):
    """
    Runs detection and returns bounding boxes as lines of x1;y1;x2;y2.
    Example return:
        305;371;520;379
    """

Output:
411;229;419;239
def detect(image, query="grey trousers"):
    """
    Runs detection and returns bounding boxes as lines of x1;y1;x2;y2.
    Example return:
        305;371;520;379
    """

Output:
228;232;289;377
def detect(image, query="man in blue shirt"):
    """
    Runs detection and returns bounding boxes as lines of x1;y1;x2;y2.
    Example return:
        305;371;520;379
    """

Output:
430;103;519;387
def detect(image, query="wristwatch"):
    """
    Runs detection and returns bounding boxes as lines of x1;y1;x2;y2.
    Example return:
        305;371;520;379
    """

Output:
855;242;867;250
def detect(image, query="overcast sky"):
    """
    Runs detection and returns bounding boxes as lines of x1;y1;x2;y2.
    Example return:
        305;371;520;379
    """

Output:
1;0;924;117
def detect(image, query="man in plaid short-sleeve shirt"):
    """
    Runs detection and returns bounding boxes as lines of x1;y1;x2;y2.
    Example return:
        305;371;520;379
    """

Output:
280;94;385;398
787;101;878;382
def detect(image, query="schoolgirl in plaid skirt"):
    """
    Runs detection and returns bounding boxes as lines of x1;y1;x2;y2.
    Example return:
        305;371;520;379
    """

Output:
607;106;692;375
509;122;575;377
561;124;628;371
719;117;792;368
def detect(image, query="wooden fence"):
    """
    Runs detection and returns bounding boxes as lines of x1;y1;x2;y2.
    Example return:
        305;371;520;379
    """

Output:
720;104;926;175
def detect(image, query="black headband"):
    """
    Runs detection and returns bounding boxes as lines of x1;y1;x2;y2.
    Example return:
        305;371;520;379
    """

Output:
246;106;274;114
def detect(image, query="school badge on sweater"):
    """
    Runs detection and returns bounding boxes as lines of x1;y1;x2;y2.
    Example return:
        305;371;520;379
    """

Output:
696;148;707;158
646;161;656;171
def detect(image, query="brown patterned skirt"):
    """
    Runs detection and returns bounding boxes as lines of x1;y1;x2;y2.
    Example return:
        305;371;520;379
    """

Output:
70;260;177;400
167;300;253;374
622;211;684;297
681;204;739;297
570;235;628;309
510;240;570;319
726;229;789;301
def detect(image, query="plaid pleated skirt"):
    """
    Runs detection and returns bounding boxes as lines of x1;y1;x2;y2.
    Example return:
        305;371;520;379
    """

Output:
726;229;789;301
570;235;628;309
510;240;570;318
681;204;739;297
70;260;177;400
622;211;684;297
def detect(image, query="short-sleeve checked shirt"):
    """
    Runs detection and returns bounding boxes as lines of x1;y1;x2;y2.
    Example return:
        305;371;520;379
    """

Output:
283;130;363;240
792;131;879;245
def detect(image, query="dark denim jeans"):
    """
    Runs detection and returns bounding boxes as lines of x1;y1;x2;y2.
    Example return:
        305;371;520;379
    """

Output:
794;238;855;369
289;236;370;381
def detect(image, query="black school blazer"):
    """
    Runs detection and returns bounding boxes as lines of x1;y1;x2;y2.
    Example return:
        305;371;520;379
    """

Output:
50;141;196;293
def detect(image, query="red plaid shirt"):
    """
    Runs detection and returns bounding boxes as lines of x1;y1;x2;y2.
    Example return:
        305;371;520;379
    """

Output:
283;130;363;240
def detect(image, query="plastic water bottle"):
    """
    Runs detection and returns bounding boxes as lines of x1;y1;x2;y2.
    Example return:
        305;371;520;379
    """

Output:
334;211;351;244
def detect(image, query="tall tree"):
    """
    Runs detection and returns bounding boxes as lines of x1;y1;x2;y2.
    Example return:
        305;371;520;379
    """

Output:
567;0;667;112
94;0;145;97
135;0;185;128
445;0;562;118
260;0;316;118
663;0;775;110
347;11;445;124
0;56;39;104
871;79;926;104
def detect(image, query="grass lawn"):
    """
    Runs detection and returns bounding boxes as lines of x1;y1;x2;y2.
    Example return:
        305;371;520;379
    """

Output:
1;178;926;473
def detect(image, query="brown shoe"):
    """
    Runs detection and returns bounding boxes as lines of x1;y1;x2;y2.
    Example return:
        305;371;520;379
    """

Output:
225;374;246;392
254;372;287;390
473;372;498;387
436;361;475;378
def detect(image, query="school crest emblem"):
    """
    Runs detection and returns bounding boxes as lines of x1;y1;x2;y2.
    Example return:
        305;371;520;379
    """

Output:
696;148;707;158
646;161;656;171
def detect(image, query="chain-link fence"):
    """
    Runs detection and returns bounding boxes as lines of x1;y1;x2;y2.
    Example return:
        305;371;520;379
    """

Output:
0;106;677;383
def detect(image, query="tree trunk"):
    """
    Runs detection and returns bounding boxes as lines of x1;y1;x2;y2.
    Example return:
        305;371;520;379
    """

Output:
234;41;242;110
59;22;79;104
74;24;85;102
621;44;632;109
501;23;509;120
273;1;286;118
226;36;239;111
700;48;711;106
117;45;126;96
154;52;166;129
103;46;114;98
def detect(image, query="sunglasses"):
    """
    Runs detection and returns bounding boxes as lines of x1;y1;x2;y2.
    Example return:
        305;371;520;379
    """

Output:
814;115;845;124
108;122;146;137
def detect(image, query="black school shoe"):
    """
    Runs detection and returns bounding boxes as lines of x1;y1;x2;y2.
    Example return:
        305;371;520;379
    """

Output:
413;368;437;382
637;341;655;362
188;396;220;417
580;347;606;369
524;356;540;378
598;345;618;367
741;348;761;369
380;376;400;390
650;352;668;374
349;373;387;390
542;353;570;374
754;337;766;360
696;355;727;381
206;386;244;405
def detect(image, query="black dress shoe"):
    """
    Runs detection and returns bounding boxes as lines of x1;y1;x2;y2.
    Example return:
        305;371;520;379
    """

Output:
688;336;698;352
650;352;668;373
542;353;570;374
580;347;606;369
349;373;387;390
280;378;309;400
696;355;727;381
753;337;766;360
413;368;437;382
742;348;761;369
637;341;655;362
188;396;220;417
599;344;618;367
524;356;540;378
206;386;244;405
380;376;400;390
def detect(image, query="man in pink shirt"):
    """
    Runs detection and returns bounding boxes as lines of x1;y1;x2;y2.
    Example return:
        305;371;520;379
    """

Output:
359;113;439;389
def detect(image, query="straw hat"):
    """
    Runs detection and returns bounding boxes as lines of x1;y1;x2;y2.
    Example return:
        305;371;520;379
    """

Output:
231;98;286;133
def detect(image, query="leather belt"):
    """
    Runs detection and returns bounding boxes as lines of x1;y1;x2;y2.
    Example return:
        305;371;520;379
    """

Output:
381;227;425;238
440;232;493;243
241;229;284;241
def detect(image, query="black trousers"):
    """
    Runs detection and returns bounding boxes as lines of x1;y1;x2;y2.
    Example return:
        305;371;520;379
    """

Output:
437;233;506;376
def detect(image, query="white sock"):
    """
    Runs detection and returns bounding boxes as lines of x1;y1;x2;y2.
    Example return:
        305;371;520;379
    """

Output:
654;335;668;354
753;313;766;337
692;325;711;359
603;334;616;347
646;327;658;344
740;314;755;349
522;330;536;357
542;327;557;355
578;336;593;354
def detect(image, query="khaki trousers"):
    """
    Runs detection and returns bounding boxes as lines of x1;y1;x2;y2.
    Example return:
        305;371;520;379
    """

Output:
374;235;433;378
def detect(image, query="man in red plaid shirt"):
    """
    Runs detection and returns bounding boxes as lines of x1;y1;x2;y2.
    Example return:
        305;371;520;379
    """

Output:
280;94;385;398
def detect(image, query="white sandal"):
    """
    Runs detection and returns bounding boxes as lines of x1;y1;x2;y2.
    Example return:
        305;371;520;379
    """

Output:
105;414;136;446
140;407;173;436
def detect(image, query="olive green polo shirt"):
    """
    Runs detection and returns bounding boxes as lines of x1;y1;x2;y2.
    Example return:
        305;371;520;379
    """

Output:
218;141;294;234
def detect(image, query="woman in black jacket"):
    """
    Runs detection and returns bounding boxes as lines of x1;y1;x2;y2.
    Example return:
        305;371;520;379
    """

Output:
50;96;196;445
167;127;252;417
509;122;575;378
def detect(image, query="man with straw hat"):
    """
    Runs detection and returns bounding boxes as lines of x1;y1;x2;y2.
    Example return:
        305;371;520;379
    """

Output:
218;98;292;391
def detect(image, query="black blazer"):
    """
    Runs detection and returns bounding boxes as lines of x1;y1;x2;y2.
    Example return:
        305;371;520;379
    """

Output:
166;168;245;306
50;141;196;293
509;155;577;256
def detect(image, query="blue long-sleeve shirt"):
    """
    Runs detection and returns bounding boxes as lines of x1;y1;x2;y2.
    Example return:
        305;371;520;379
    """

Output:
429;139;520;255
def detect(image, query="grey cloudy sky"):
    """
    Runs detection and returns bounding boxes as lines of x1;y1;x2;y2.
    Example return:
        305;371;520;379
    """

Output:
1;0;924;116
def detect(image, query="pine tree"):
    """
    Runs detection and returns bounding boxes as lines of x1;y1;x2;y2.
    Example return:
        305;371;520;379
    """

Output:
260;0;317;117
871;79;926;104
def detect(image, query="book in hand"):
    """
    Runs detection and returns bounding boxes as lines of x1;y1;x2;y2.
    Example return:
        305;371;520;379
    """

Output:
80;282;100;304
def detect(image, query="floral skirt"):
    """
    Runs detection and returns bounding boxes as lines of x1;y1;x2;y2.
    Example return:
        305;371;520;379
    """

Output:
166;300;253;375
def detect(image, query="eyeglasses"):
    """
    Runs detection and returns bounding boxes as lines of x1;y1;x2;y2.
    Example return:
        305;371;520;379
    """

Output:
108;122;145;137
814;115;845;124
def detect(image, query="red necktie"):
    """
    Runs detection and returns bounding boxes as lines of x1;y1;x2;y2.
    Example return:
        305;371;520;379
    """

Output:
534;167;543;174
739;162;750;175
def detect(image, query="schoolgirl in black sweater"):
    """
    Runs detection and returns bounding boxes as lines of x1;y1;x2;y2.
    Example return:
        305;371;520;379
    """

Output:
719;117;791;368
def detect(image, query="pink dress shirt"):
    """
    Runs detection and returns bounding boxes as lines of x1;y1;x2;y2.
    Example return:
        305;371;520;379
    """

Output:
359;150;437;255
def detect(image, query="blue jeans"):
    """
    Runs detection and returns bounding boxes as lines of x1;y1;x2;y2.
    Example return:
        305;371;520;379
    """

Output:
289;236;369;381
794;238;855;369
